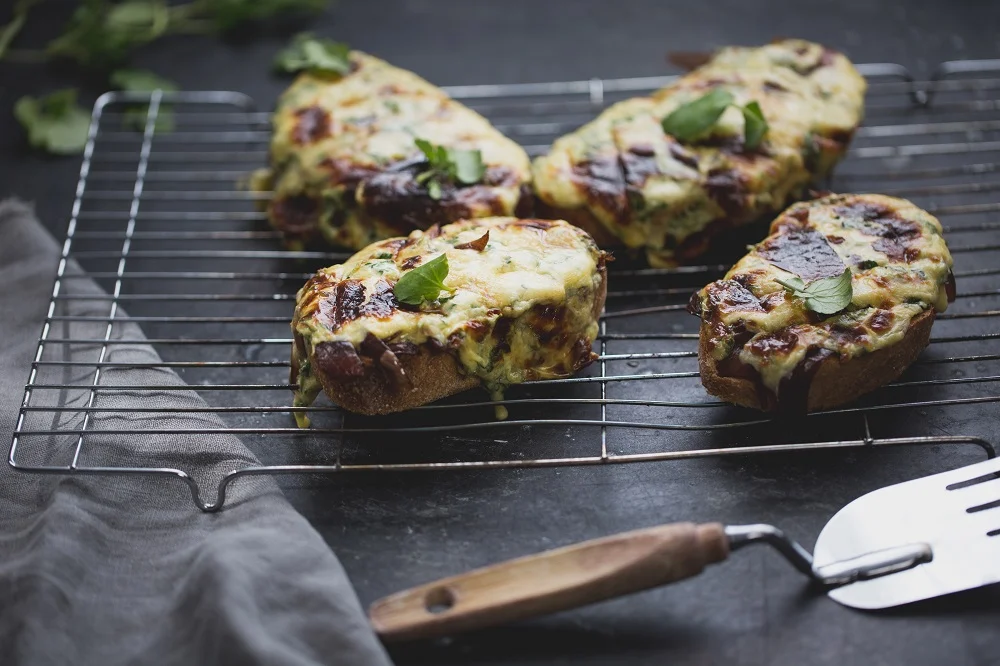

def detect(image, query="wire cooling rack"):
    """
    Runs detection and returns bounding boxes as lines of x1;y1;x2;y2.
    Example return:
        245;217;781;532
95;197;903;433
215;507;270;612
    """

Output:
9;60;1000;511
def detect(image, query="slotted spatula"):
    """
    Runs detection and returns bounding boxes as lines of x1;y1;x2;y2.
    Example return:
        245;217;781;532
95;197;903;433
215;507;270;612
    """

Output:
369;456;1000;642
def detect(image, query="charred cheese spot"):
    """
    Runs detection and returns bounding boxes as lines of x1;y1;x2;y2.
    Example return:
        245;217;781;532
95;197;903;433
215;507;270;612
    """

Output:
293;106;331;145
261;51;531;250
292;217;607;409
757;227;845;280
694;193;953;406
533;39;866;266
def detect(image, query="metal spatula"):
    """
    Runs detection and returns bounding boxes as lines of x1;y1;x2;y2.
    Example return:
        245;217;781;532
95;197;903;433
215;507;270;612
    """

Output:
369;456;1000;642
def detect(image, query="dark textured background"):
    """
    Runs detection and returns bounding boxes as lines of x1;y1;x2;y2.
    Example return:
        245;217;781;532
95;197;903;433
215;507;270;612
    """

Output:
3;2;1000;664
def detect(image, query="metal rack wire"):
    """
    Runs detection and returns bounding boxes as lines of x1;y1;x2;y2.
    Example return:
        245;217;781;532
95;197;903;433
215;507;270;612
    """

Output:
9;60;1000;511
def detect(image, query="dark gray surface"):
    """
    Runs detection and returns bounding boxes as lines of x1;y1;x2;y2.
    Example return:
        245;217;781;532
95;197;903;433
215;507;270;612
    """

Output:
3;2;1000;665
0;201;391;666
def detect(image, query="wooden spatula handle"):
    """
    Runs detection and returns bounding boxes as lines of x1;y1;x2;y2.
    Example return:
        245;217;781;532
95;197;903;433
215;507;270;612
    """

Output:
369;522;729;642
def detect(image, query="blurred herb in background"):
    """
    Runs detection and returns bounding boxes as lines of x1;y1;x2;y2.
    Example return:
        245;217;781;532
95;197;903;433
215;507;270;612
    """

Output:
274;32;350;75
1;0;334;154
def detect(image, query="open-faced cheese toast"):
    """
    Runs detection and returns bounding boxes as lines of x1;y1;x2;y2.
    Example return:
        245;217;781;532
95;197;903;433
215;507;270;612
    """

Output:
291;217;608;418
532;39;866;266
689;193;955;412
260;52;532;251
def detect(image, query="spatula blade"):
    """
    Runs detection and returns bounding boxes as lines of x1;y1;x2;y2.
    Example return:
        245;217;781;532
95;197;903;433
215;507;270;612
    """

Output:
813;457;1000;610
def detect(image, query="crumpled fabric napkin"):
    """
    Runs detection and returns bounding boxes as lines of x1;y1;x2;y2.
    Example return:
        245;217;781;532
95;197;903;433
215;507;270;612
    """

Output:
0;200;392;666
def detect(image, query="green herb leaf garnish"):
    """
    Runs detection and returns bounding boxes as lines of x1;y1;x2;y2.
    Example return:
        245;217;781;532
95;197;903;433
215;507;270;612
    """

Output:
662;89;770;150
111;68;177;132
661;88;734;142
856;259;879;271
741;100;768;150
414;138;485;200
46;0;171;69
775;268;854;315
14;89;91;154
274;33;351;76
110;68;176;93
393;253;449;305
451;148;487;184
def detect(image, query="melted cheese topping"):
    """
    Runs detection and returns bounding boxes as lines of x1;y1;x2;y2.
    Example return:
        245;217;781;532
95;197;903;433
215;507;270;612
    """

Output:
533;40;866;266
694;194;953;395
263;52;531;250
293;217;605;407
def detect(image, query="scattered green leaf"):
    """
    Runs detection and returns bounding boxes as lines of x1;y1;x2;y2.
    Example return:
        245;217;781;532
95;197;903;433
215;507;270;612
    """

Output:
393;254;450;306
856;259;879;271
274;32;350;75
661;88;734;142
414;138;485;200
451;148;487;184
741;100;768;150
0;0;41;62
47;0;170;68
775;268;854;315
662;88;769;150
110;67;176;92
111;68;177;132
15;89;91;154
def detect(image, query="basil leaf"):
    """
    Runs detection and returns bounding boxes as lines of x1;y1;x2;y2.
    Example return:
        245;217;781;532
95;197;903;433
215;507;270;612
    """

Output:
775;268;853;315
741;100;768;150
775;275;806;293
414;138;485;198
414;138;436;162
105;1;169;35
46;0;156;68
449;147;485;184
274;33;350;75
393;253;449;305
856;259;879;270
15;89;90;154
110;68;176;92
661;88;734;142
111;68;177;132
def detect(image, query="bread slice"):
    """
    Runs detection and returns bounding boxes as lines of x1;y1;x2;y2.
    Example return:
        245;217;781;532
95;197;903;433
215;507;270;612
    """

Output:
690;193;954;413
294;339;478;416
699;309;935;412
291;217;608;417
531;39;866;267
259;51;531;251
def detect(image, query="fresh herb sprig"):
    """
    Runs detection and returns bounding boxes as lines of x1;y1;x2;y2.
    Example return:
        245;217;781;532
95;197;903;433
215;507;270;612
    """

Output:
14;89;91;154
4;0;333;154
393;253;450;306
775;268;854;315
274;32;350;75
414;138;486;200
110;68;178;131
661;89;770;150
0;0;41;62
40;0;330;68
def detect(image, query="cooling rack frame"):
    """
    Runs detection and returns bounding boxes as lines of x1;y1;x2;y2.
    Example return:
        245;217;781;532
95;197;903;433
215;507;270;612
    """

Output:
9;59;1000;511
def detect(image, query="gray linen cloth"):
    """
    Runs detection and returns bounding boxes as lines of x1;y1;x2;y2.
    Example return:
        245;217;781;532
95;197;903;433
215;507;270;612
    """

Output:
0;200;392;666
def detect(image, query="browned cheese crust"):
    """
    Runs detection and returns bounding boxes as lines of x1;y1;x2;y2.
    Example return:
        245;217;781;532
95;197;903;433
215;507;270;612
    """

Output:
291;217;608;416
690;193;954;413
532;39;867;267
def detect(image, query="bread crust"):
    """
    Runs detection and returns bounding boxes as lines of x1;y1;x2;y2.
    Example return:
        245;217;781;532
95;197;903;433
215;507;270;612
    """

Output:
308;265;609;416
699;309;935;412
318;345;480;415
